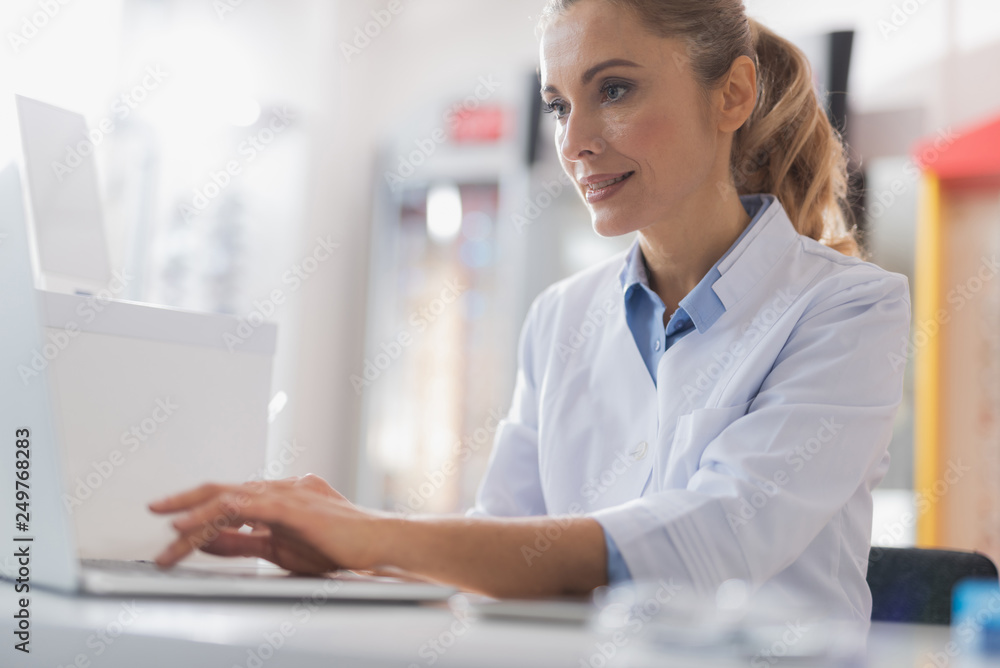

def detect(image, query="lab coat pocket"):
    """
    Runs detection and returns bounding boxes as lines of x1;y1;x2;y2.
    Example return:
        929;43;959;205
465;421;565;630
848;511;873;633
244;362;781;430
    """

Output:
663;399;754;485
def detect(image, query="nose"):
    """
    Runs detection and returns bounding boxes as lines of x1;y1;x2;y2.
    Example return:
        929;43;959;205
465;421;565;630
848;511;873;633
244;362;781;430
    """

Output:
557;111;607;164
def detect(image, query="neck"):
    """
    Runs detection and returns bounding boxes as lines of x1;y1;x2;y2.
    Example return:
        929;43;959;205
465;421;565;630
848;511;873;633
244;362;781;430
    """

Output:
637;188;751;315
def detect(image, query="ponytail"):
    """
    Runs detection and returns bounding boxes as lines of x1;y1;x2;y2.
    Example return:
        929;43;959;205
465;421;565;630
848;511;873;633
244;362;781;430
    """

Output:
733;19;864;259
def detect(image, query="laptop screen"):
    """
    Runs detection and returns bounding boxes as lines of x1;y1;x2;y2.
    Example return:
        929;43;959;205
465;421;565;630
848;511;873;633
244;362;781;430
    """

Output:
15;95;113;295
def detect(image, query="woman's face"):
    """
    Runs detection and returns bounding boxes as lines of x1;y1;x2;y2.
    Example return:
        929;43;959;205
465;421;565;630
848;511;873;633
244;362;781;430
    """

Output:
540;0;725;238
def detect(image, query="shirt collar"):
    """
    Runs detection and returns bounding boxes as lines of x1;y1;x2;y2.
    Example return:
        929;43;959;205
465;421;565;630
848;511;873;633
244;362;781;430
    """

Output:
616;193;777;333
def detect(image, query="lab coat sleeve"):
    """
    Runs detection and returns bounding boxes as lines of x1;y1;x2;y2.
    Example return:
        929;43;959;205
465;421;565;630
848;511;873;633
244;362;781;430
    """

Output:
466;291;548;518
590;269;911;595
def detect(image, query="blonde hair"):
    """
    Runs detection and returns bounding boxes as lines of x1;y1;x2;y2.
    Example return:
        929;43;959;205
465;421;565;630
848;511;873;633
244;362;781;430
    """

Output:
539;0;865;259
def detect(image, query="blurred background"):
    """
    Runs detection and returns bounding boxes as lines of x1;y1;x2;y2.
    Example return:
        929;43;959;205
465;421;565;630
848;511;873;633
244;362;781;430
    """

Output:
2;0;998;559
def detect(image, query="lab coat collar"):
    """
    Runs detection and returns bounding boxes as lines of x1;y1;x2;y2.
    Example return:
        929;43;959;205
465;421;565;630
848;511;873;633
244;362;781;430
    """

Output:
712;193;797;310
614;193;792;331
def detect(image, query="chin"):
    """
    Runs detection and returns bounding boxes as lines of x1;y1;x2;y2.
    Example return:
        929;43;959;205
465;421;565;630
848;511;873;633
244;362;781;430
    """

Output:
590;212;641;238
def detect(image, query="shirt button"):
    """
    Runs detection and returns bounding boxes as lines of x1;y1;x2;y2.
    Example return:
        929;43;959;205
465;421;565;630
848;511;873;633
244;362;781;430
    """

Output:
654;340;661;351
631;441;648;461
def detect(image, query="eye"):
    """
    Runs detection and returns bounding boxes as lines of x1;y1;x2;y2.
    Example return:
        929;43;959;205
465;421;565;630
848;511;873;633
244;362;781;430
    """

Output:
542;99;567;119
602;83;629;103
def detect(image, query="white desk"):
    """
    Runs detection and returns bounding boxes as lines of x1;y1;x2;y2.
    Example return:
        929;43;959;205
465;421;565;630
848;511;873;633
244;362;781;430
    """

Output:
6;588;961;668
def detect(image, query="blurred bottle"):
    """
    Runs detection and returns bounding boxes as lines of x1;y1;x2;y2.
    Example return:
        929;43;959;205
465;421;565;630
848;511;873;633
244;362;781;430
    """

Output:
952;579;1000;667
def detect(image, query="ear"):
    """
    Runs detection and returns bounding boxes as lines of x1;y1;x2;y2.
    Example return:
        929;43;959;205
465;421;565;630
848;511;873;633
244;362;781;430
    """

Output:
716;55;757;133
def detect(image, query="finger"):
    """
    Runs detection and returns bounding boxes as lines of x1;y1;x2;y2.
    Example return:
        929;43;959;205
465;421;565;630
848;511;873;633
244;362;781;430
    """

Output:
366;565;431;582
170;491;246;533
198;528;332;574
198;529;272;559
154;533;199;567
156;491;300;567
148;482;231;513
245;520;269;533
171;490;290;537
154;518;251;567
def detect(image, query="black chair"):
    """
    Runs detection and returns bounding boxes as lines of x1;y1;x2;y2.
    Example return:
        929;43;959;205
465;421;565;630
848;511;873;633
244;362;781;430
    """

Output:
867;546;999;624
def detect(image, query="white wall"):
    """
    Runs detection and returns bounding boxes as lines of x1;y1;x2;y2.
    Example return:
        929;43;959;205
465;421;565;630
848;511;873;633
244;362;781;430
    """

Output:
281;0;550;496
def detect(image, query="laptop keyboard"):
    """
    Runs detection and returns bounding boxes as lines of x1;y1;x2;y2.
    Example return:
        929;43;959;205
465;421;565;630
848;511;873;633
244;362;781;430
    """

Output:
80;558;309;579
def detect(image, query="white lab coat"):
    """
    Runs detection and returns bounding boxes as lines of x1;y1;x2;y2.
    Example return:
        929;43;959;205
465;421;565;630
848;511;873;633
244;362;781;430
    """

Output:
468;196;911;622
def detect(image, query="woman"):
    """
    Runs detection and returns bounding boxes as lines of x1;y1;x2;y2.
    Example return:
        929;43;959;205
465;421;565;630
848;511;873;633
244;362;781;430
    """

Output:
151;0;910;622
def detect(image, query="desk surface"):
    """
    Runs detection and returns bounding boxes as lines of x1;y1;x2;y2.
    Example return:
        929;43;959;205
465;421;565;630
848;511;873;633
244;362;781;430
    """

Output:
3;587;964;668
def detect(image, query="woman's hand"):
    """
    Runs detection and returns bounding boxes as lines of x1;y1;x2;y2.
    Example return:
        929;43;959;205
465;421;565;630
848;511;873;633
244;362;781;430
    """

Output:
148;474;609;597
148;474;388;574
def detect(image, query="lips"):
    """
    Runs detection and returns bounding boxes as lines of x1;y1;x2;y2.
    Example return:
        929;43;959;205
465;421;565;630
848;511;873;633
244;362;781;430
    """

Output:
592;174;628;190
581;171;635;204
582;171;634;192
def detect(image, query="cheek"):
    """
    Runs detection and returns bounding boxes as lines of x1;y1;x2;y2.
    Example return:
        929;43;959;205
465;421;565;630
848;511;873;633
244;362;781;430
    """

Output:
619;108;707;177
604;109;677;178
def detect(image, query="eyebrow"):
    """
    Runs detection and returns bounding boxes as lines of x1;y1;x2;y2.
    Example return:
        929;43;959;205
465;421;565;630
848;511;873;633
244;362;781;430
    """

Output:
540;58;642;95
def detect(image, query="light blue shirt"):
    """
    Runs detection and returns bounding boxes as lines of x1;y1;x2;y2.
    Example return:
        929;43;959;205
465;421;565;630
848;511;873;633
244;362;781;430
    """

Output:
604;193;774;585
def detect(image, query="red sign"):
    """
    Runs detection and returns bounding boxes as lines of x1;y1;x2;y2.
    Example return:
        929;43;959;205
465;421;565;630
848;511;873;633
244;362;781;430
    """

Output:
448;107;506;144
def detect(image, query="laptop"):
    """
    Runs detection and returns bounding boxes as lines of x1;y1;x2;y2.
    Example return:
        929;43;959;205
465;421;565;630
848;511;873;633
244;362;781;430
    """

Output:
0;114;453;603
14;95;114;296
